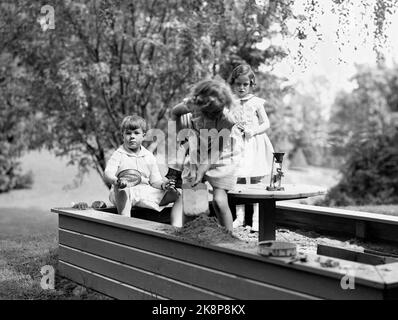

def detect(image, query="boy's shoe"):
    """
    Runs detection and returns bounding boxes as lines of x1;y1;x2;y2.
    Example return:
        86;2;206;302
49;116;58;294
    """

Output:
165;167;183;189
159;188;180;206
92;201;107;209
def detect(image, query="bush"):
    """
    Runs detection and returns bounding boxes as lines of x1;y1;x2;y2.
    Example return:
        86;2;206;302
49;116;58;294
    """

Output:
320;125;398;206
0;157;34;193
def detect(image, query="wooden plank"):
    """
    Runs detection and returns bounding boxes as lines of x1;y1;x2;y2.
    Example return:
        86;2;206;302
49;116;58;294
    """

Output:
60;245;230;300
355;221;367;239
276;202;398;225
229;184;326;200
58;261;166;300
58;215;385;299
376;263;398;290
276;209;356;236
276;204;398;244
365;221;398;244
59;229;319;300
317;244;398;266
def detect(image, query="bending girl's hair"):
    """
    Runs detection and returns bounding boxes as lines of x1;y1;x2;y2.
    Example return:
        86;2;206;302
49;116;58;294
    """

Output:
191;79;235;118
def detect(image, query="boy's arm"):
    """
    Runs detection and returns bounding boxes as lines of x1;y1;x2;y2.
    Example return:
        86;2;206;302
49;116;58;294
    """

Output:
103;152;121;186
148;154;166;190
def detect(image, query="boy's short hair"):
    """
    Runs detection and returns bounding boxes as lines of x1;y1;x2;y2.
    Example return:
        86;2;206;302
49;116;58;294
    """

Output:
120;115;147;133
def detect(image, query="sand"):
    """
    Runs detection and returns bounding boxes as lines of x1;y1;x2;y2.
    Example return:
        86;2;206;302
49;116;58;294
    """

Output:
161;215;398;257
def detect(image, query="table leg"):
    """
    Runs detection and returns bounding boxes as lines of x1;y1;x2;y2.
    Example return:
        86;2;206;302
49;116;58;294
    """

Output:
244;204;253;227
227;195;237;221
258;200;276;242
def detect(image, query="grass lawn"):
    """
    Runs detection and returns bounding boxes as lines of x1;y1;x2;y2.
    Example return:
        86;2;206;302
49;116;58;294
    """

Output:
0;151;110;300
0;150;396;299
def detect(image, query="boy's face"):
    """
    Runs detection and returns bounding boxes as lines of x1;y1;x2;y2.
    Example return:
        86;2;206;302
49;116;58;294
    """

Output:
233;74;251;98
123;128;145;152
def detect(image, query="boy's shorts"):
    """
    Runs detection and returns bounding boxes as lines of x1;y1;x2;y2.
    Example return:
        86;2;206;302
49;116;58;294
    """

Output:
109;184;167;212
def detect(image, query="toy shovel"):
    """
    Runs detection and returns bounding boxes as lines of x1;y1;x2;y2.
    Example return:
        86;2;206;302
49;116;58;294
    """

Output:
182;182;210;217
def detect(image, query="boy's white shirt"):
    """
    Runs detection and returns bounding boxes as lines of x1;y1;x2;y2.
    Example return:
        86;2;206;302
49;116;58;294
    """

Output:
104;145;163;186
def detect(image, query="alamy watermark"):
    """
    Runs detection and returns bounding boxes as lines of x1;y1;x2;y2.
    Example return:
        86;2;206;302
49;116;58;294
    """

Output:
38;5;55;31
143;120;241;167
340;269;356;290
40;265;55;290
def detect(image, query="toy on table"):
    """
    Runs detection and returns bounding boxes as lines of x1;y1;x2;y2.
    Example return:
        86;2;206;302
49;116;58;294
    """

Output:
266;152;285;192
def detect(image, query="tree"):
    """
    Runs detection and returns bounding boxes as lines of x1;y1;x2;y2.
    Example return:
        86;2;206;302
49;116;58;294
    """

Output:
0;1;34;192
2;0;397;189
323;64;398;205
6;0;295;187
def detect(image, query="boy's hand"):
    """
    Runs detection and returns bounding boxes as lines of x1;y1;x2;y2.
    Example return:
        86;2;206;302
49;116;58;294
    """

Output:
116;178;128;189
162;179;176;190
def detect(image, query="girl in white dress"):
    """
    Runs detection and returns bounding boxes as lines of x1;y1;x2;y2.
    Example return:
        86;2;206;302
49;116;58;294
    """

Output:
229;64;275;230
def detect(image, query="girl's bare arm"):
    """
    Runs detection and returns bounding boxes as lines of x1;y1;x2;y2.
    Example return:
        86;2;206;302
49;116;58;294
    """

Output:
253;103;271;136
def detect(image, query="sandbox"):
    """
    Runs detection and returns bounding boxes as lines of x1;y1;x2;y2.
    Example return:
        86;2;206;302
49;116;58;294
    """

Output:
52;206;398;300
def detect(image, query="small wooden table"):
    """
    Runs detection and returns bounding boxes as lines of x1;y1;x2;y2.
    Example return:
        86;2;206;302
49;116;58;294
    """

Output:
228;184;327;242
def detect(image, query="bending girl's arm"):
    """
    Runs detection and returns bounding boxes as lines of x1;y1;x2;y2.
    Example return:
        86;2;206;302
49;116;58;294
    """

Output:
171;100;191;121
253;102;271;136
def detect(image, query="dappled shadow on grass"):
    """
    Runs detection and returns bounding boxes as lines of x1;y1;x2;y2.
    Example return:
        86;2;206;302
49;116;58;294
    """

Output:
0;246;111;300
0;206;110;300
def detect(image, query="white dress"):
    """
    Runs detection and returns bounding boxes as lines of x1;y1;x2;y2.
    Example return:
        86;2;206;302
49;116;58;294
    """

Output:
231;94;274;178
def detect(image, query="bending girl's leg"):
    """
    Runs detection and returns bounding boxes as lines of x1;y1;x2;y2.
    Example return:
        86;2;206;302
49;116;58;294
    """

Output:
114;187;132;217
213;188;233;232
170;196;184;227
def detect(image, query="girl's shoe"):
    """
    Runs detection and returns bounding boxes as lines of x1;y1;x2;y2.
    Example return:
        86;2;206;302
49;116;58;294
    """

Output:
233;208;245;228
251;210;259;232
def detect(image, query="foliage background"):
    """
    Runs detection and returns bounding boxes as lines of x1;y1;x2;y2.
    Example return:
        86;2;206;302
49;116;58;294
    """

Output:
1;0;398;206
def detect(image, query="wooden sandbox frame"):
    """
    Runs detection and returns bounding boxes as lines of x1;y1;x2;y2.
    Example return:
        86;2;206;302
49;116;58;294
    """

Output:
52;205;398;300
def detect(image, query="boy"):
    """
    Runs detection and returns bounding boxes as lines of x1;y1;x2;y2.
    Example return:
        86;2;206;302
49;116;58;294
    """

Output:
104;115;176;219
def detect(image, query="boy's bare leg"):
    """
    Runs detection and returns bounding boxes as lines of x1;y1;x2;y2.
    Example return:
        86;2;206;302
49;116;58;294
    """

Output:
170;196;184;227
212;188;233;232
114;187;132;217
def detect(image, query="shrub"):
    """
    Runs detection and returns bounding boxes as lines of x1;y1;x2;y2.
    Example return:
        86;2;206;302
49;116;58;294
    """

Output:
320;125;398;206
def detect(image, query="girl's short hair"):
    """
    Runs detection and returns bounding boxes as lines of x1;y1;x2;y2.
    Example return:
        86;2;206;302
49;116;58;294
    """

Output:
120;115;147;133
228;64;256;87
191;79;234;118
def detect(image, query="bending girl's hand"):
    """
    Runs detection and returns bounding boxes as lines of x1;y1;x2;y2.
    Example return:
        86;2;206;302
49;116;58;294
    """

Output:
116;178;128;189
244;128;255;139
191;163;210;187
191;172;205;187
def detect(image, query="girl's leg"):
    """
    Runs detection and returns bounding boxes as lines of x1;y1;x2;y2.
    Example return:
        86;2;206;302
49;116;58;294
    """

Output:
114;187;132;217
170;196;184;227
233;177;246;228
213;188;233;232
249;176;263;232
